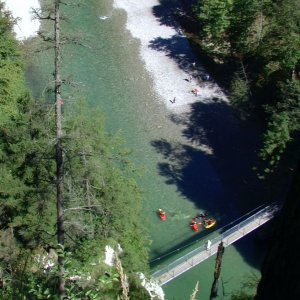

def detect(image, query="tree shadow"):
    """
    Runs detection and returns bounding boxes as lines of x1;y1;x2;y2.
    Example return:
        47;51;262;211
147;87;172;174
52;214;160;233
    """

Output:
148;22;231;97
150;1;211;80
151;0;234;90
155;101;267;210
151;139;236;220
183;101;266;213
149;35;206;76
152;0;194;30
151;101;269;266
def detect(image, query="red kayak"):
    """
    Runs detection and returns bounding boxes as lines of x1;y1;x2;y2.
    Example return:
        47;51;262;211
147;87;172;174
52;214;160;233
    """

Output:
191;223;199;232
190;220;199;232
158;209;166;221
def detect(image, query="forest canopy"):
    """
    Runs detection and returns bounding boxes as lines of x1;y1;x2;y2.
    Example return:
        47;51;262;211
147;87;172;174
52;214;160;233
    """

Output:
192;0;300;176
0;2;150;299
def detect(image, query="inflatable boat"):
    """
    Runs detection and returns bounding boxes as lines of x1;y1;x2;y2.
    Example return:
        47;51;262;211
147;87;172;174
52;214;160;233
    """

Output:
204;219;216;229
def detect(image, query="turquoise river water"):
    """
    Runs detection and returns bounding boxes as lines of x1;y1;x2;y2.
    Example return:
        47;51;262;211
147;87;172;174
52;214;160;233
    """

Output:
25;0;273;299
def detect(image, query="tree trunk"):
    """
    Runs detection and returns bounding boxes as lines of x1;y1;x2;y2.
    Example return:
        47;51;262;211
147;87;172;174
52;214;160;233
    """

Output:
54;0;65;297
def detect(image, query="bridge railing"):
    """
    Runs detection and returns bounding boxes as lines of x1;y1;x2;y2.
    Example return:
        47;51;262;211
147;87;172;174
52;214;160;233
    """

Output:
151;202;280;280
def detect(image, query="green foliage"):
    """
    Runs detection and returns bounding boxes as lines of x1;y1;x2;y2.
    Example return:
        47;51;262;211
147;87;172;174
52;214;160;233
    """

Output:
0;5;56;247
231;292;254;300
193;0;262;56
1;245;150;299
192;0;300;176
0;5;24;123
0;4;149;298
227;0;259;54
62;100;149;273
258;80;300;175
259;112;290;175
193;0;233;54
0;96;149;298
230;74;251;118
0;97;149;297
276;80;300;132
0;1;15;33
0;99;57;246
258;0;300;74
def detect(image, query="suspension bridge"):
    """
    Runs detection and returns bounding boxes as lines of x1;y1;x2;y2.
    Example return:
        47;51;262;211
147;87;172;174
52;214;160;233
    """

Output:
151;202;281;285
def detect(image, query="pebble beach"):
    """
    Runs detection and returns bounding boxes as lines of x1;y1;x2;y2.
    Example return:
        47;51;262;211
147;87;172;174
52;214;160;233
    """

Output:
113;0;228;114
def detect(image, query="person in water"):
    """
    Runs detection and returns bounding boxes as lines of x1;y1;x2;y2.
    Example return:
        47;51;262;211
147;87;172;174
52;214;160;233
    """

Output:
190;219;199;231
190;219;198;226
196;212;208;220
205;219;214;225
191;88;199;96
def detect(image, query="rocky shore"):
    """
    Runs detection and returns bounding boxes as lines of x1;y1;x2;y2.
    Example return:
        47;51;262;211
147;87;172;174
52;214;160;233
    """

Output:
113;0;228;114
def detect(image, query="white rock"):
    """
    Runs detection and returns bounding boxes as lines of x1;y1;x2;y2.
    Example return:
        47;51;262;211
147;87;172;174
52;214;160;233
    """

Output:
104;245;115;266
104;244;124;266
138;273;165;300
113;0;228;114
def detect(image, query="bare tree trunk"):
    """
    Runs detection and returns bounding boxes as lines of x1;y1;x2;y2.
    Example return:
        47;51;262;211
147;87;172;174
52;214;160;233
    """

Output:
54;0;65;297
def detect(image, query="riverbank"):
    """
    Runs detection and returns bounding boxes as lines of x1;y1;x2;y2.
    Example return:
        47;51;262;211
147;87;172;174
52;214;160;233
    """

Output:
4;0;40;40
113;0;227;114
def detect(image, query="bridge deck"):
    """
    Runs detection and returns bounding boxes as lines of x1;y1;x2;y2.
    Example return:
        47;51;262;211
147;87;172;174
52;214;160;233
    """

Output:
152;204;279;285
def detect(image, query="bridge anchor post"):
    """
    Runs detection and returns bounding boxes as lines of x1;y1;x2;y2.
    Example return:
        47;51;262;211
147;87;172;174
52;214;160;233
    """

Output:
210;241;225;299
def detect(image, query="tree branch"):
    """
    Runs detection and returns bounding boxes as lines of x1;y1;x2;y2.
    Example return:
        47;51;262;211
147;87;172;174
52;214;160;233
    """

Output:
31;8;55;21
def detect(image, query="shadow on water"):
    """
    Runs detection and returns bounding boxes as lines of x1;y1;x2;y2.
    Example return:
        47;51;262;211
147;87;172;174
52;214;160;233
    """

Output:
151;138;234;219
153;100;266;210
147;0;271;272
182;101;266;213
151;100;269;268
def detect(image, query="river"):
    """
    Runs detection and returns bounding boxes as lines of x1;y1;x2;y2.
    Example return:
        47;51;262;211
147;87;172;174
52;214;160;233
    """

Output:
24;0;271;299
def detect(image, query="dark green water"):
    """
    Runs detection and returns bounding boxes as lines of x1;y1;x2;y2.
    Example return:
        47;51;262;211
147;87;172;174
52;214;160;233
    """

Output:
25;0;270;299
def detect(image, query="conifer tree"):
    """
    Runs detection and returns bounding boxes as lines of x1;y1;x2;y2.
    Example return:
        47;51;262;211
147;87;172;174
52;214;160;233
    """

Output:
193;0;232;54
1;1;150;297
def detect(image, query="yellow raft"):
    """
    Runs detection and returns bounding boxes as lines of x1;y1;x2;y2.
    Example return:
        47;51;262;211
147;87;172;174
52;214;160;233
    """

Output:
204;219;216;229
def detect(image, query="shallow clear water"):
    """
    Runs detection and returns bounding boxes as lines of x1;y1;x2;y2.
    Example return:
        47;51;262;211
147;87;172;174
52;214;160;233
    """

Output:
25;0;270;298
